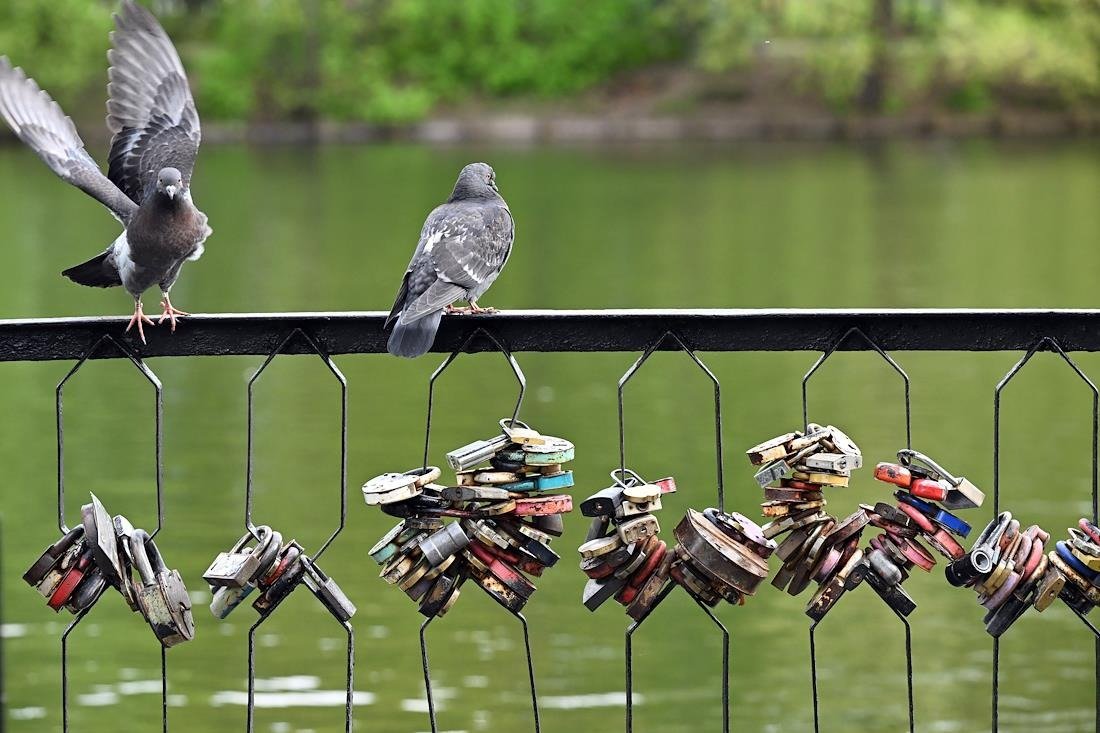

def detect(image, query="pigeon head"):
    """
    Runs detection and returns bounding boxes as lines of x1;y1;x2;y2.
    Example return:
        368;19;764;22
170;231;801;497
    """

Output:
448;162;499;202
156;167;184;200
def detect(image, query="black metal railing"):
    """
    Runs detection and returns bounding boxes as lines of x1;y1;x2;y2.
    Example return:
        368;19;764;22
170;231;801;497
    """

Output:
4;308;1099;733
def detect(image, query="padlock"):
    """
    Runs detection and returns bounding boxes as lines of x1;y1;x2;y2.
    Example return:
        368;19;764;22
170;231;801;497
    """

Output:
363;472;423;506
446;433;513;471
24;526;85;588
754;460;792;487
802;452;862;472
513;495;572;517
909;478;949;502
210;584;255;619
254;542;306;616
302;556;356;622
35;541;83;600
203;526;274;588
66;566;108;613
618;515;659;544
518;436;575;466
111;515;141;611
420;522;470;567
129;530;195;647
501;419;545;446
746;433;799;466
581;486;624;518
531;513;565;537
48;547;94;612
82;494;125;591
419;573;461;618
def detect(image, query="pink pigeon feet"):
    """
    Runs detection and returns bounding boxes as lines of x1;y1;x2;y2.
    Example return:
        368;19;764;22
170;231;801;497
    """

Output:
446;301;497;315
125;300;155;344
157;294;190;333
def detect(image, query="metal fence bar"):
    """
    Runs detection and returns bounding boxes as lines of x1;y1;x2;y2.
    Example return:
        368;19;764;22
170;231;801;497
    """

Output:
11;308;1100;731
55;335;165;731
243;329;352;732
417;330;538;733
801;327;915;733
618;331;729;732
9;309;1100;360
991;336;1100;733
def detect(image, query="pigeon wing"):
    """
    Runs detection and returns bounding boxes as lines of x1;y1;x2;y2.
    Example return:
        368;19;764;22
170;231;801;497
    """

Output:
0;58;137;224
395;203;513;325
429;204;514;291
106;0;200;204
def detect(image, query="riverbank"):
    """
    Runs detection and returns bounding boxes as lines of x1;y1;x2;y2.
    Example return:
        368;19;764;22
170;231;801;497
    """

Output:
196;109;1100;145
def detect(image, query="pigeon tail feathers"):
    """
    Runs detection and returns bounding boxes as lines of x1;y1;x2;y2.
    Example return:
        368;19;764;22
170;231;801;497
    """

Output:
62;250;122;288
387;310;443;358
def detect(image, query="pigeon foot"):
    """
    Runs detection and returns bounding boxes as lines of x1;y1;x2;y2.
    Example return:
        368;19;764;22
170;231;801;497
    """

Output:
158;295;190;333
468;300;496;314
446;301;496;315
125;301;155;344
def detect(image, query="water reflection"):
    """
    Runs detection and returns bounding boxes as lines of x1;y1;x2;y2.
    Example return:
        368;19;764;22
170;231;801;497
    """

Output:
1;140;1099;731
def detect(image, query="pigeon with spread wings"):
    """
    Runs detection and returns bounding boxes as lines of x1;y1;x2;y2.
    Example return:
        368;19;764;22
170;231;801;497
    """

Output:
0;0;210;343
385;163;515;358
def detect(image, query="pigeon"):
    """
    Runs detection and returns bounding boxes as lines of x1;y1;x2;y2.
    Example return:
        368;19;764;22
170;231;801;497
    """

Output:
385;162;515;358
0;0;210;343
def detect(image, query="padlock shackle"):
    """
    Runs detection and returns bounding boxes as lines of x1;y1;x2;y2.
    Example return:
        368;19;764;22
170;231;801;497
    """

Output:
50;525;85;555
234;525;271;554
610;467;646;489
499;417;530;432
896;449;961;486
129;529;167;585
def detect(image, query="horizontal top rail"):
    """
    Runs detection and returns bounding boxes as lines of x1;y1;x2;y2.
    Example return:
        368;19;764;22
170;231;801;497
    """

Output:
1;309;1100;361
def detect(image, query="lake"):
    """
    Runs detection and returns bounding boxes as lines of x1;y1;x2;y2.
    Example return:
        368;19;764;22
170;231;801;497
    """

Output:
0;139;1097;731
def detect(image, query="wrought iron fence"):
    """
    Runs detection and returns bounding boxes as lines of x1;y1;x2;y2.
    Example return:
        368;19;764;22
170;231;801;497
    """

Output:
3;308;1099;732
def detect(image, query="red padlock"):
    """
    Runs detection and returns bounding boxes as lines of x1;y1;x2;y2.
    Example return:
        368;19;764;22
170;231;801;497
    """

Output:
48;549;93;611
629;541;668;591
875;463;911;488
654;477;677;495
467;540;497;568
909;478;949;502
896;501;936;534
513;495;573;517
897;538;936;572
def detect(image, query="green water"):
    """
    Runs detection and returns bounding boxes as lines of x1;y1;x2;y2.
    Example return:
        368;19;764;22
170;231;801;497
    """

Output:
0;140;1098;732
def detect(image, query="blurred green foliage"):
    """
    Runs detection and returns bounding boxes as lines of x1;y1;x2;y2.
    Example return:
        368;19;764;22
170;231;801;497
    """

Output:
3;0;1100;122
676;0;1100;112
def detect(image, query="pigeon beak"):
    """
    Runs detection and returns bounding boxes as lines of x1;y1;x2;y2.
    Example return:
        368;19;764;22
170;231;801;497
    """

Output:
165;184;178;199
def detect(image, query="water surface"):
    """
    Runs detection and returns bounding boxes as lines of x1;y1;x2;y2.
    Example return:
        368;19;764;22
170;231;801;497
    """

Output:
0;140;1098;731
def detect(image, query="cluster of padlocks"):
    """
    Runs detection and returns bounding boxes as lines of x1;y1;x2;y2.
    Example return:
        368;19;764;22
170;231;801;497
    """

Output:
23;422;1100;660
1050;519;1100;615
859;450;986;615
669;507;773;609
577;469;775;618
362;419;575;615
577;470;677;618
203;525;355;622
947;513;1099;635
746;425;869;619
24;494;194;646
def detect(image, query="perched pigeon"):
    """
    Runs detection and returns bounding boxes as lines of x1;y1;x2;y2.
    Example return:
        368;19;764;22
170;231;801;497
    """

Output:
385;163;514;358
0;0;210;343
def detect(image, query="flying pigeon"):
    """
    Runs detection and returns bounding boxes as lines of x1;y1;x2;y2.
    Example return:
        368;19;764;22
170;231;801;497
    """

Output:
0;0;210;343
385;162;515;358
